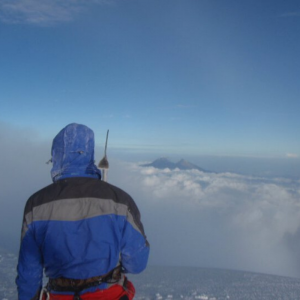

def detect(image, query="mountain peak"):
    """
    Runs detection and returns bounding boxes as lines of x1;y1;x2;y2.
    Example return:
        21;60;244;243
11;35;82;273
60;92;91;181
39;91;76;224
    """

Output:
141;158;208;172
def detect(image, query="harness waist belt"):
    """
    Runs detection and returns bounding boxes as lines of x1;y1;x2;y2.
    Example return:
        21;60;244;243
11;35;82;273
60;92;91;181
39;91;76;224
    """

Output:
48;267;122;292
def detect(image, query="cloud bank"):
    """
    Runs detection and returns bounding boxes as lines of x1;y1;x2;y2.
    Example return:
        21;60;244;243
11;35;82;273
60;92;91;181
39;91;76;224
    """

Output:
0;0;110;25
1;123;300;278
110;161;300;278
0;122;51;249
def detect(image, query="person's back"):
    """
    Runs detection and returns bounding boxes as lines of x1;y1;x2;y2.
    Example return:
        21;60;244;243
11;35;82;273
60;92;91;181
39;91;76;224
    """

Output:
16;123;150;300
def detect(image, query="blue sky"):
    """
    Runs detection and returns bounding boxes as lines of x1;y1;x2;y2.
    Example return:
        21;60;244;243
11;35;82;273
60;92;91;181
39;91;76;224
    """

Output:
1;1;300;278
1;0;300;157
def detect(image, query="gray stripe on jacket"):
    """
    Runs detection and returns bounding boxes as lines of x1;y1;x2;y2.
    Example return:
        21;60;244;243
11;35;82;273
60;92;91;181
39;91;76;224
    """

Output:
22;197;139;239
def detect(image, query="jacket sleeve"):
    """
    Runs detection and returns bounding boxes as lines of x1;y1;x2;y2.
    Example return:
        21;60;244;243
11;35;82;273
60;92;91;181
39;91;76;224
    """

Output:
120;202;150;274
16;212;43;300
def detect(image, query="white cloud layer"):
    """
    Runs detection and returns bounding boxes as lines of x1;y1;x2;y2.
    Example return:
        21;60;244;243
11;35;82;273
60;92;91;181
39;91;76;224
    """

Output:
0;0;110;25
110;161;300;278
1;123;300;278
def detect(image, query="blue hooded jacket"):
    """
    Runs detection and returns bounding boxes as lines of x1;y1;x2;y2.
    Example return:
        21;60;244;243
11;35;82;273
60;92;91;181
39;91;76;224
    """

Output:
51;123;101;181
16;124;149;300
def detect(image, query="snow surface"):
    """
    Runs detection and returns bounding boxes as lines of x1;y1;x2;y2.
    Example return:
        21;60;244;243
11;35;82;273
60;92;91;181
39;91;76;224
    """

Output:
2;248;300;300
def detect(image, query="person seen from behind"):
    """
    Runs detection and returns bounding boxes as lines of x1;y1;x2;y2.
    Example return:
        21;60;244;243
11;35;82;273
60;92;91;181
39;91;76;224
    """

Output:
16;123;150;300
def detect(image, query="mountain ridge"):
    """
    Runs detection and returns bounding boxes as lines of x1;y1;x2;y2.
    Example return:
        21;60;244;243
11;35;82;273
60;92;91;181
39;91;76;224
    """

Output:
141;157;209;172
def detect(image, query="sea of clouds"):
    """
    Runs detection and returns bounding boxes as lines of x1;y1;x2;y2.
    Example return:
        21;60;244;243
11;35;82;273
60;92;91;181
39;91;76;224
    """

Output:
1;123;300;279
109;160;300;278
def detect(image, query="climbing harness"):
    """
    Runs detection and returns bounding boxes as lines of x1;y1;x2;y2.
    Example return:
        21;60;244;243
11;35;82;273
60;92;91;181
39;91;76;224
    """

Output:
39;287;50;300
39;266;122;300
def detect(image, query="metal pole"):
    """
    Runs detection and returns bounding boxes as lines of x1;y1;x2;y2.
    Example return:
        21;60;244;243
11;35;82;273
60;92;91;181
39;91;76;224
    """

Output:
98;130;109;182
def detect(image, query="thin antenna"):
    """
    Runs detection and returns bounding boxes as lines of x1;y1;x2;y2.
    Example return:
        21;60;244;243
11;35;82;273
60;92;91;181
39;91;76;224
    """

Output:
98;130;109;181
104;130;109;158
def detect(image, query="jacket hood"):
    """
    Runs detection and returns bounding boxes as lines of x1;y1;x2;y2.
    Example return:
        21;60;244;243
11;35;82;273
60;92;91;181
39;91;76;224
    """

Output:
51;123;101;182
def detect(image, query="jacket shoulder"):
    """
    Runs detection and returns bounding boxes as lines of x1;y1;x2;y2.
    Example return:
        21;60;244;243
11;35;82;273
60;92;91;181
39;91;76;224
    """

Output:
24;182;57;215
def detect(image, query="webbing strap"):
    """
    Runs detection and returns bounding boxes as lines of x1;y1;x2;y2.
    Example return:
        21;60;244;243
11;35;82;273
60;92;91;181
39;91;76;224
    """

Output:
46;266;122;299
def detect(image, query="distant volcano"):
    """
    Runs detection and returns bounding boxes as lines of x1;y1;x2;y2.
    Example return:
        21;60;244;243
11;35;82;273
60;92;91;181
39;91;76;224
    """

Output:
141;157;209;172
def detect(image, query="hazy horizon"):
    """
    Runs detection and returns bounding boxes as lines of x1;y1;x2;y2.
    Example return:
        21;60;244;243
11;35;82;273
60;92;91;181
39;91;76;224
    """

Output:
1;124;300;280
